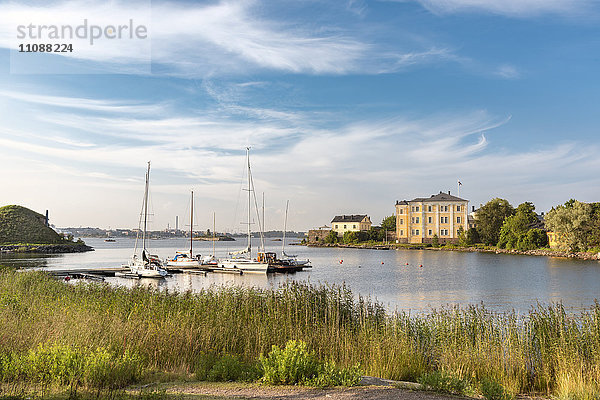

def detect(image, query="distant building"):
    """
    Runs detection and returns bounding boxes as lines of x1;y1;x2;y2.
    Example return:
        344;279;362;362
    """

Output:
395;191;468;244
308;225;332;243
331;215;372;237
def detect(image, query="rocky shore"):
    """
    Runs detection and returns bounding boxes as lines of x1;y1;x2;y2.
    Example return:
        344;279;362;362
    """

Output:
307;243;600;260
0;243;93;254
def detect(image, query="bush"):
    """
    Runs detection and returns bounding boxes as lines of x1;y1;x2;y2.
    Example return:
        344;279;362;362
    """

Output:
195;353;261;383
260;340;361;387
481;378;512;400
207;355;261;382
418;371;470;395
260;340;319;385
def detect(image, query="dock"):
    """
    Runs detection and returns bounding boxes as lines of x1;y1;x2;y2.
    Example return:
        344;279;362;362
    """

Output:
40;262;310;281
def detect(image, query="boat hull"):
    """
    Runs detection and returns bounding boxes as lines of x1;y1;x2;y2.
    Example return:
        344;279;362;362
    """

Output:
219;259;269;273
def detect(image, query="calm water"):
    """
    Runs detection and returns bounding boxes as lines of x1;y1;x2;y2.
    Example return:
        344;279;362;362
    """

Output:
2;237;599;313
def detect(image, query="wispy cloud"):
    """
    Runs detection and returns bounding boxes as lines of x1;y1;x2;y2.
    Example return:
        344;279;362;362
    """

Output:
1;87;599;229
0;0;458;76
408;0;596;17
0;90;167;115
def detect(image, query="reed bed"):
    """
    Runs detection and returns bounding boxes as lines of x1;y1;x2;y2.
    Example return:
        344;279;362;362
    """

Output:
1;268;599;399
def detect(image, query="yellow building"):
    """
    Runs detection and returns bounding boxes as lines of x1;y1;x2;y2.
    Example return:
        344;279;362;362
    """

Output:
331;215;372;237
395;191;468;244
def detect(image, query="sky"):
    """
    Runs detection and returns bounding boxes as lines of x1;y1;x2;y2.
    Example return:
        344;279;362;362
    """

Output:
0;0;599;233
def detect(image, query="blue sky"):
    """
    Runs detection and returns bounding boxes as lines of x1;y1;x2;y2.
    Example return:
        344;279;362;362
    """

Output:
0;0;599;232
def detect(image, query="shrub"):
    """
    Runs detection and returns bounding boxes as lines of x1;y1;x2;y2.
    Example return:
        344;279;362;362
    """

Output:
260;340;319;385
481;378;512;400
260;340;361;387
418;371;470;395
207;355;261;382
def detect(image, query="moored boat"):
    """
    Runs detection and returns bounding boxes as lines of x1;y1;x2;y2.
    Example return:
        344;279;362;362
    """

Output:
125;162;168;278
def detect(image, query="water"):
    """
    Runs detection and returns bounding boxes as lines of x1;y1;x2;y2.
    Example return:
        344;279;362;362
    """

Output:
2;237;599;313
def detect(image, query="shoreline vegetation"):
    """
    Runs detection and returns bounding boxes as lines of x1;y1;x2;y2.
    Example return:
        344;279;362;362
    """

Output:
0;242;93;254
305;242;600;260
1;266;599;399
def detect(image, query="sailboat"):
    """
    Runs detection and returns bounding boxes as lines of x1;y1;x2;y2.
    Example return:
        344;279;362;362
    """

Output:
126;162;168;278
280;200;310;267
166;190;204;269
218;148;269;273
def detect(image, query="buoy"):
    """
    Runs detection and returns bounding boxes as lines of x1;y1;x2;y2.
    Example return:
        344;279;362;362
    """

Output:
381;261;384;264
405;262;409;265
339;260;343;264
419;264;423;268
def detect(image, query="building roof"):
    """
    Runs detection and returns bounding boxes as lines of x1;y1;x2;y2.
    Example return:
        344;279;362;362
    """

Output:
331;215;369;223
397;191;468;204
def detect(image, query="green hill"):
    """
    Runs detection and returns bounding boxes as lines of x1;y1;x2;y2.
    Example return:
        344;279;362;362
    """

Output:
0;205;64;245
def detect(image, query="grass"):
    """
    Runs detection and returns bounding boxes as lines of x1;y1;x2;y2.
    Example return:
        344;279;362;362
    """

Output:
0;268;599;399
0;205;68;245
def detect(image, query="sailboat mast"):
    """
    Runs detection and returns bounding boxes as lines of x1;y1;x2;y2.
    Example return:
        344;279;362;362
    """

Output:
142;161;150;251
282;200;289;255
190;190;194;258
212;212;216;257
246;148;251;254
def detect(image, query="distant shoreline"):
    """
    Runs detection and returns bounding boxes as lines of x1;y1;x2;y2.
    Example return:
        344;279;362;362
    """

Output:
306;243;600;261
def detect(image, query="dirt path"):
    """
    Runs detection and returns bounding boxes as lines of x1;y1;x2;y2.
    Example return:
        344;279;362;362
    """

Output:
164;381;465;400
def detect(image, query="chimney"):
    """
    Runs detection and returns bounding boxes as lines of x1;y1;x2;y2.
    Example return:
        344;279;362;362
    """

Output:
45;210;49;227
472;206;475;212
176;216;179;231
448;191;450;195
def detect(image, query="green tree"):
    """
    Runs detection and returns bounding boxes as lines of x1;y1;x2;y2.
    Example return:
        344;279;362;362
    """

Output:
545;200;593;251
498;202;543;250
457;226;471;247
381;215;396;231
466;228;480;244
323;230;339;244
431;234;439;248
368;227;384;242
343;231;358;244
475;198;515;245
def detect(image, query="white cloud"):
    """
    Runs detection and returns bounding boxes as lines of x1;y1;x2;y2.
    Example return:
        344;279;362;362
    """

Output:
1;88;599;230
411;0;594;17
0;0;458;76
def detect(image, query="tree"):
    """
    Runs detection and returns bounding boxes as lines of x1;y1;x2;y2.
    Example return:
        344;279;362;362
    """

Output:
466;228;480;244
545;200;593;251
457;226;470;247
431;234;439;248
475;198;515;245
368;227;384;242
343;231;358;244
498;202;545;250
323;230;339;244
381;215;396;231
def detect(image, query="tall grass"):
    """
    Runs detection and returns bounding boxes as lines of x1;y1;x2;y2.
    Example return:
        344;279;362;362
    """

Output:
1;268;599;399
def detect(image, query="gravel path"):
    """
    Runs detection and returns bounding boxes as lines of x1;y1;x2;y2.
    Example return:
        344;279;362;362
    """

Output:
166;381;465;400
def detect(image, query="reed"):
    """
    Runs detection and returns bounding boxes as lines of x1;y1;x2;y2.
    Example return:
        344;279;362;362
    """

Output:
1;268;599;399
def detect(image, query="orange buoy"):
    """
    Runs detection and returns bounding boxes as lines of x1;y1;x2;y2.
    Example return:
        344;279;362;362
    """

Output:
339;260;343;264
381;261;384;264
405;262;409;265
419;264;423;268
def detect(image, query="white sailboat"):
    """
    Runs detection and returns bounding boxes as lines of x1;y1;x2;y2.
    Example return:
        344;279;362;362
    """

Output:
166;190;203;269
126;162;168;278
218;148;269;273
280;200;310;267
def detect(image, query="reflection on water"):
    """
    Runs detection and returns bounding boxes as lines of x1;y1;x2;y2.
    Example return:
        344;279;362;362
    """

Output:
2;237;599;313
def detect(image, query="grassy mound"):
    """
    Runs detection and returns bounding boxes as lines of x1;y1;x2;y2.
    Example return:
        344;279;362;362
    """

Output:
0;205;64;245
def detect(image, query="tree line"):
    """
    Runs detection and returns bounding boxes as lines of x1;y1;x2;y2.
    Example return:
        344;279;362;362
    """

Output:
471;198;600;252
